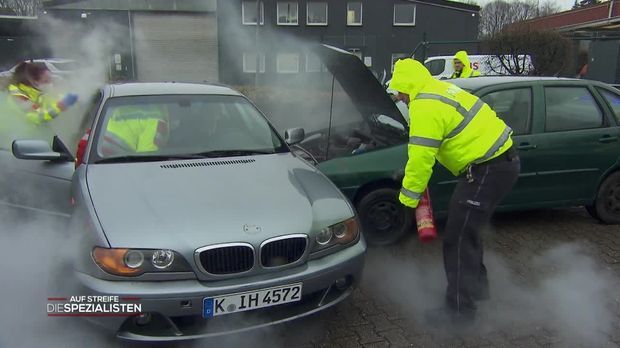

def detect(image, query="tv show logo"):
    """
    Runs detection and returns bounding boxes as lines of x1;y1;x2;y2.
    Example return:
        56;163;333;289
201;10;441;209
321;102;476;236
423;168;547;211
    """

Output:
47;295;142;317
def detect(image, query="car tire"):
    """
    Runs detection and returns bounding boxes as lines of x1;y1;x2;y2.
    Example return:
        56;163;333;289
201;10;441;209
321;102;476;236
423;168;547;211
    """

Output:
356;188;413;246
591;171;620;224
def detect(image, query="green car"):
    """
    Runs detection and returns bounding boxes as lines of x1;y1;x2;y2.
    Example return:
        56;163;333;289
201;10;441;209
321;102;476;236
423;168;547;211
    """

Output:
295;46;620;245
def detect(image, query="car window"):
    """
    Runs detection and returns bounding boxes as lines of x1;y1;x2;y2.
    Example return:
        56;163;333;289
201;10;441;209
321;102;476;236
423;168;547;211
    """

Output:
424;60;445;76
544;87;603;132
93;95;285;161
481;88;532;135
597;88;620;124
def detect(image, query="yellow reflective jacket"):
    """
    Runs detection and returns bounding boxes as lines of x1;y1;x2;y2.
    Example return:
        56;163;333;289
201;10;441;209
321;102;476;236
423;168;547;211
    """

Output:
450;51;480;79
102;105;168;154
389;58;512;208
7;83;63;125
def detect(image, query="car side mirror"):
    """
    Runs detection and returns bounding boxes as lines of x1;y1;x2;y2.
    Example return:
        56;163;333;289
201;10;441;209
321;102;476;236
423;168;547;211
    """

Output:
285;127;305;146
51;135;75;162
12;138;73;162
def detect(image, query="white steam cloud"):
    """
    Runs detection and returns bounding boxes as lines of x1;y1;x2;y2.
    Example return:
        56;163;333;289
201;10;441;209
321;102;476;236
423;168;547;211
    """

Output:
0;14;323;347
33;15;128;147
363;239;617;346
0;15;132;348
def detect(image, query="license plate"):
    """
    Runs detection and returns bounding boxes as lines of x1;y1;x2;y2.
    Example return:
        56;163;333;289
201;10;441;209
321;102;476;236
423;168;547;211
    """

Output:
203;283;302;318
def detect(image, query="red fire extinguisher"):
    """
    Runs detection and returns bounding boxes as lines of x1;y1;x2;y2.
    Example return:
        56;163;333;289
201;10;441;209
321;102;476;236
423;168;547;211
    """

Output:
415;189;437;242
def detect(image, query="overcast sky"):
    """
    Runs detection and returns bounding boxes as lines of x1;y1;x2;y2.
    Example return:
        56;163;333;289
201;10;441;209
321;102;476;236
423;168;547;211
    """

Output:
465;0;577;11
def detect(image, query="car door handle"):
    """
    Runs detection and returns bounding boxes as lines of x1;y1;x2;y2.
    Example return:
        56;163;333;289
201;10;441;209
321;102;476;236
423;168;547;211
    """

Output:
598;135;619;143
517;143;537;150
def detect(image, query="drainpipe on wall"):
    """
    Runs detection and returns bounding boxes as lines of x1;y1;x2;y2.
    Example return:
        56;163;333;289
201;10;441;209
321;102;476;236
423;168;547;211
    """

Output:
254;0;260;88
609;0;614;19
128;10;136;81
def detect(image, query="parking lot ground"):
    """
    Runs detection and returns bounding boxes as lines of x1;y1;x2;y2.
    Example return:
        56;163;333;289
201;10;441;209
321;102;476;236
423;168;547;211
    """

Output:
271;207;620;348
2;207;619;348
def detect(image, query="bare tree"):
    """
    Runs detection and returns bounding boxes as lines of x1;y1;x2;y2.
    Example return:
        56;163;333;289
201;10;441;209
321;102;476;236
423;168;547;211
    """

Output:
0;0;40;17
538;0;562;16
484;26;572;76
479;0;561;38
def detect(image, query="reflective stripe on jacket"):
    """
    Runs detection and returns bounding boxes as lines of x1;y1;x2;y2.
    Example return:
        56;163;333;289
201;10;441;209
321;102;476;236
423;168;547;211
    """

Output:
7;83;62;125
389;58;512;208
450;51;481;79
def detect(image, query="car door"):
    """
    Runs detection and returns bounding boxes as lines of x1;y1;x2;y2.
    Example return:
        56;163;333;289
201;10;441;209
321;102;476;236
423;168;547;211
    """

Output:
527;83;620;203
427;84;537;211
0;91;103;219
477;85;538;207
0;147;73;218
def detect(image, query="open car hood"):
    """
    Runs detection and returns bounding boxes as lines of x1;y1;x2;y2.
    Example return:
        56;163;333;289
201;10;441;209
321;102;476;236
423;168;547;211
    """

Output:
313;44;408;129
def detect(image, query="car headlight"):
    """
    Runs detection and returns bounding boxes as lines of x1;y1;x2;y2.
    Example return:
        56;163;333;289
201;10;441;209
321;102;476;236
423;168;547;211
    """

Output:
312;217;359;253
152;249;174;269
316;228;333;245
92;248;191;277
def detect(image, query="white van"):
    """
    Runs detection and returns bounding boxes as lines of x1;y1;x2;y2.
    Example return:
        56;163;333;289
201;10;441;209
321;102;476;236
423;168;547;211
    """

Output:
424;54;533;79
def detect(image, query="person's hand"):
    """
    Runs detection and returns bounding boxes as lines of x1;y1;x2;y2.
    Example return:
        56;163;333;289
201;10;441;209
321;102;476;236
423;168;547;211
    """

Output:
57;93;79;110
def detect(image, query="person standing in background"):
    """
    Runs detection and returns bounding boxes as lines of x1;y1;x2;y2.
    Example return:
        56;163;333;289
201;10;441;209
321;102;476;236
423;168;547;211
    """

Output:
451;51;480;79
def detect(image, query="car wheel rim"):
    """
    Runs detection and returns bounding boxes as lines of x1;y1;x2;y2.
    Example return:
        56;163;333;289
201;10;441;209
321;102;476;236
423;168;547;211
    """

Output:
605;183;620;213
367;200;403;234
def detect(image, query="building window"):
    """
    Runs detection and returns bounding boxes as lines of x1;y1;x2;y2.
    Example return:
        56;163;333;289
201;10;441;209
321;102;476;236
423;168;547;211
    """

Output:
306;53;325;72
391;53;409;72
393;3;416;26
242;1;264;25
243;53;266;73
277;53;300;73
307;2;328;26
347;2;362;26
277;2;299;25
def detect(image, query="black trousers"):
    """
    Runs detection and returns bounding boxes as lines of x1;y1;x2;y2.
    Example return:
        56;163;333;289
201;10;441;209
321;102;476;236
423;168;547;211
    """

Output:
443;148;520;315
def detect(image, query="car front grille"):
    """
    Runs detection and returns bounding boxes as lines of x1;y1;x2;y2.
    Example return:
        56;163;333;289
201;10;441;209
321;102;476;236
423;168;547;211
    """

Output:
199;245;254;275
261;236;307;268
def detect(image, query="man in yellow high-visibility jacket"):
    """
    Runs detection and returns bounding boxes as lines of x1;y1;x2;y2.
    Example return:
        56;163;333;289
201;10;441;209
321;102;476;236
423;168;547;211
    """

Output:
100;105;168;156
451;50;480;79
389;58;520;324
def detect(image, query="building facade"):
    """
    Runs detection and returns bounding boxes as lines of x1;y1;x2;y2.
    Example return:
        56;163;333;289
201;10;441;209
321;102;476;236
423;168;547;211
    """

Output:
217;0;480;86
3;0;480;85
0;0;220;82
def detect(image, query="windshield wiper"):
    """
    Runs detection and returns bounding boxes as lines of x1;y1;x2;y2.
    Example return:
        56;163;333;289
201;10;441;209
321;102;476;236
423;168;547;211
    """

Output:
95;154;205;164
191;150;274;158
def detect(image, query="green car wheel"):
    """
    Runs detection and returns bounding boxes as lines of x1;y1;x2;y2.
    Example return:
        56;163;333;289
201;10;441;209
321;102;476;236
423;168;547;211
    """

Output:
590;171;620;224
356;187;413;245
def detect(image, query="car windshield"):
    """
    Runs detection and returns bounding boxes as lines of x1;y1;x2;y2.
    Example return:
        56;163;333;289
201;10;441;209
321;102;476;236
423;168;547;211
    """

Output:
92;94;286;163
